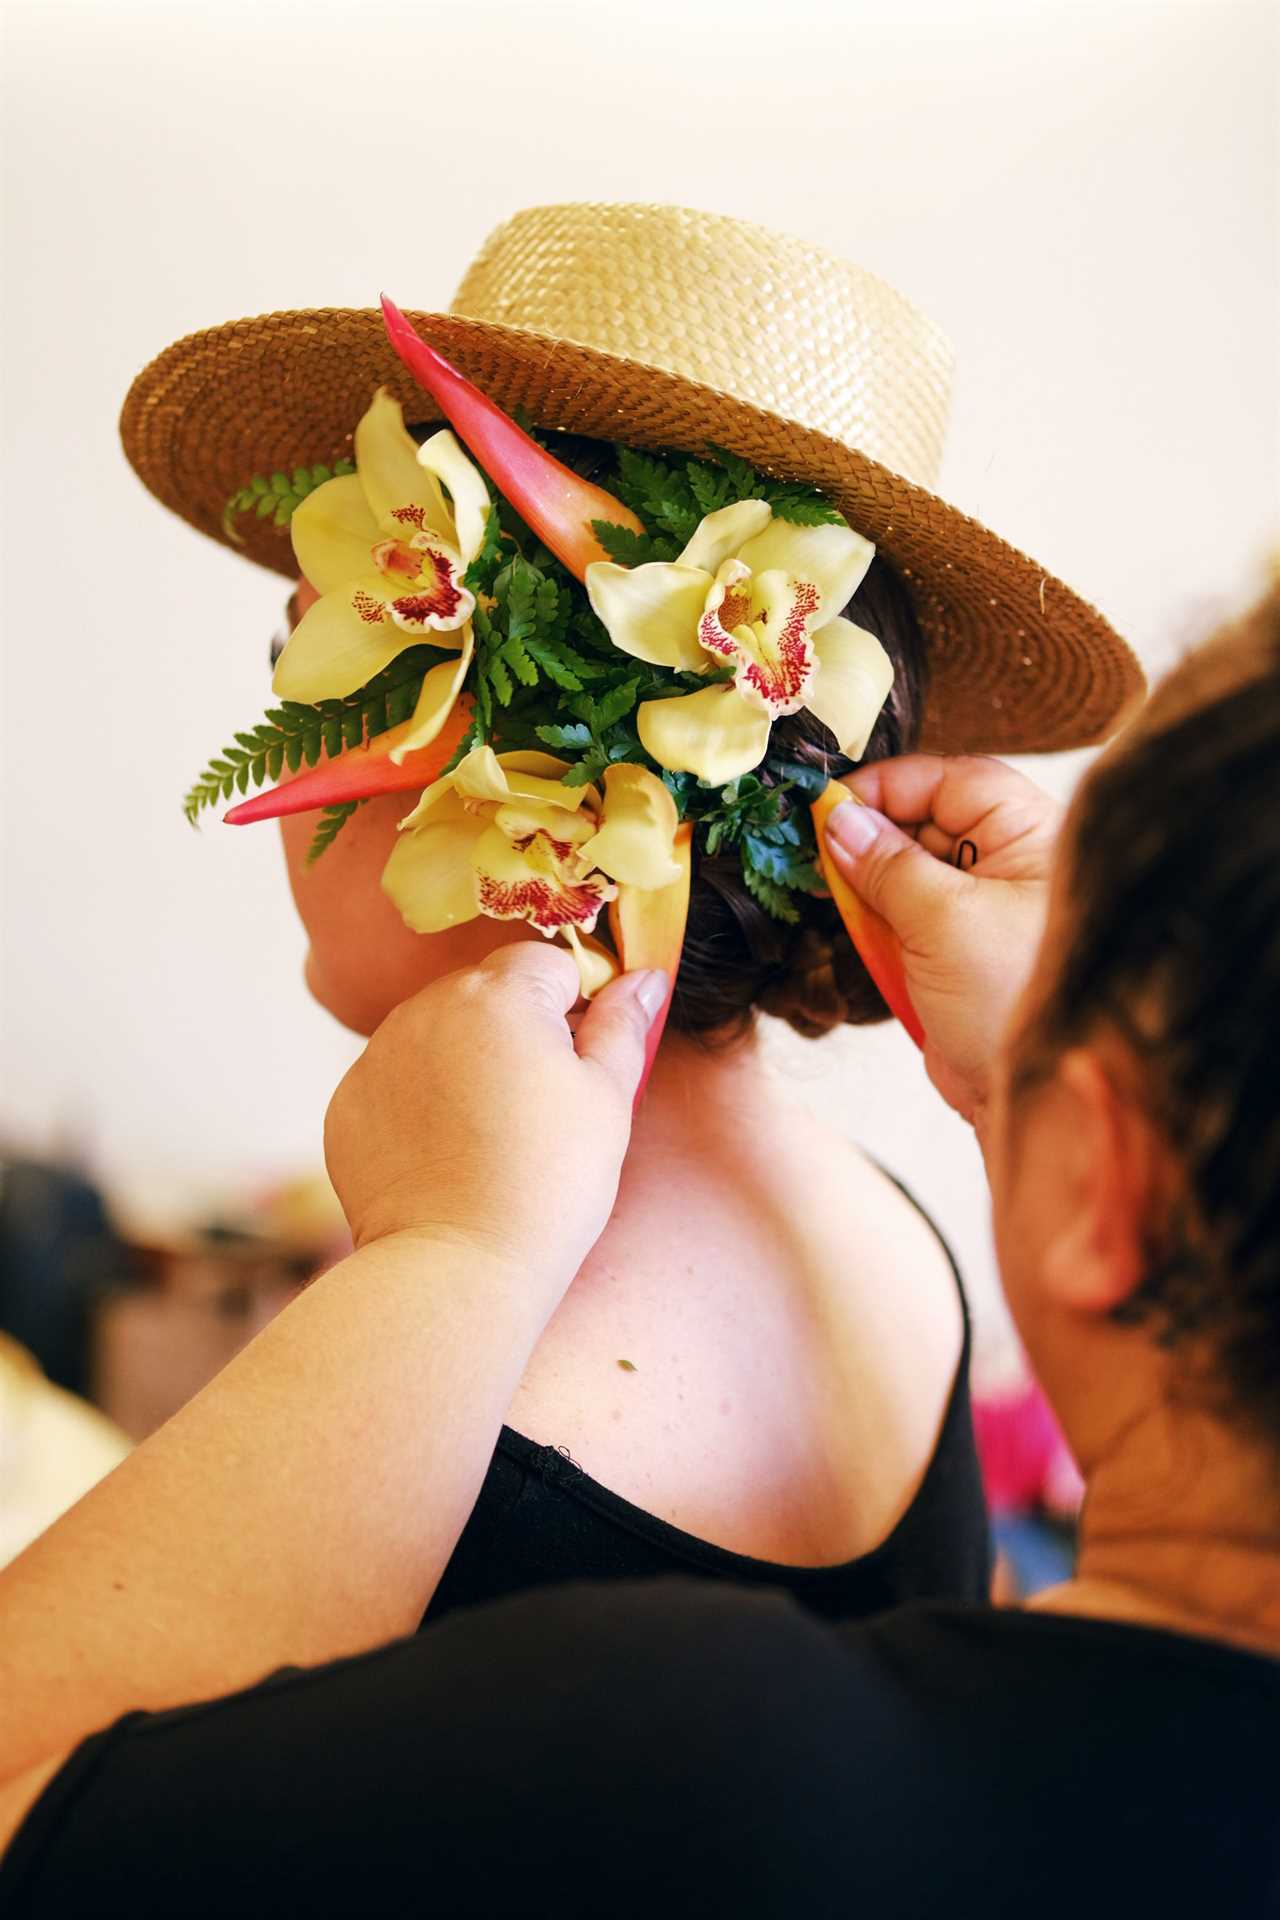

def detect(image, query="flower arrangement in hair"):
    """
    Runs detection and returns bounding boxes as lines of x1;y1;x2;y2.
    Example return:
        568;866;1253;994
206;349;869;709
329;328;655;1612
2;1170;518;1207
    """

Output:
187;303;907;1064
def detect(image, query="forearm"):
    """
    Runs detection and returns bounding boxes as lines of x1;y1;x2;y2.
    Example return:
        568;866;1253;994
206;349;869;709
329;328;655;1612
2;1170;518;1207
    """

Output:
0;1229;561;1780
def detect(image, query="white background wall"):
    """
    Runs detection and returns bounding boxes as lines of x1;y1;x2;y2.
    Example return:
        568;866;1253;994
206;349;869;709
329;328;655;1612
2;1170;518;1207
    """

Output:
2;0;1277;1361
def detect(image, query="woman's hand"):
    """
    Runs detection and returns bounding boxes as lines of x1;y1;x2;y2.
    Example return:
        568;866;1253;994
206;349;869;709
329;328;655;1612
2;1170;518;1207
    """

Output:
822;754;1061;1134
0;945;669;1793
325;944;668;1283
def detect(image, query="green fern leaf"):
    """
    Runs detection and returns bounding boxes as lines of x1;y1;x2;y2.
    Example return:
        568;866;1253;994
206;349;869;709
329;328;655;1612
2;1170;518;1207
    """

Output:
535;721;593;750
704;445;761;498
523;636;585;692
561;751;608;788
594;522;660;564
764;490;846;527
306;801;364;865
742;859;801;924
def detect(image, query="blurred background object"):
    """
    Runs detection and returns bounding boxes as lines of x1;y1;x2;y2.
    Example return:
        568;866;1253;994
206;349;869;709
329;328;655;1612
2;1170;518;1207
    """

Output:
0;1331;131;1569
0;1152;347;1558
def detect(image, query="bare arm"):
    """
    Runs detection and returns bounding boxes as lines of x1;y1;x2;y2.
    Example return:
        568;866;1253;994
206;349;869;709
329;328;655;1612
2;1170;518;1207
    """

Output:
0;947;663;1799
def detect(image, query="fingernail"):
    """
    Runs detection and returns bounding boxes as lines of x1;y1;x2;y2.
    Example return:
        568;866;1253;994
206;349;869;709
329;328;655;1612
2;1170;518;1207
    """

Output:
825;800;878;856
632;969;670;1024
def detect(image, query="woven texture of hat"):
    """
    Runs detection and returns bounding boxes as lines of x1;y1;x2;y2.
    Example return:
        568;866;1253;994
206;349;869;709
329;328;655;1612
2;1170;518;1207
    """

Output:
451;204;954;493
119;207;1146;754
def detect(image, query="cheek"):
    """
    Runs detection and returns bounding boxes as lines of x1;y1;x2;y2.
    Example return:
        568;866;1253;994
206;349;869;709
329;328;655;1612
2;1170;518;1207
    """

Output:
279;795;532;1035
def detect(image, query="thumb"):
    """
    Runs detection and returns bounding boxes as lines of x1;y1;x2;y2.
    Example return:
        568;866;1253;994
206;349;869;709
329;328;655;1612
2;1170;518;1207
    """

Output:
823;797;963;944
574;969;670;1102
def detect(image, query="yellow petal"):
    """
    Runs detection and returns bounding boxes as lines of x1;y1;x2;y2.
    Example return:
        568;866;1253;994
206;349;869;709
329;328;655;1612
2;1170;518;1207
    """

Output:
290;474;380;595
381;808;485;932
444;745;519;806
735;519;874;623
416;430;491;567
493;800;596;851
354;388;455;545
396;774;471;833
806;617;895;759
493;750;572;782
676;497;772;573
448;746;592;814
272;574;411;700
495;751;598;811
414;746;587;816
390;629;474;761
577;764;682;888
471;825;616;934
637;684;772;784
562;925;620;999
585;562;712;671
714;566;821;714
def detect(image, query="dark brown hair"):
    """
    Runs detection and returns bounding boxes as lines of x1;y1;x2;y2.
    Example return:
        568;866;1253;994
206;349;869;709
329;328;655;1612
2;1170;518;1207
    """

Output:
1012;585;1280;1451
670;555;928;1038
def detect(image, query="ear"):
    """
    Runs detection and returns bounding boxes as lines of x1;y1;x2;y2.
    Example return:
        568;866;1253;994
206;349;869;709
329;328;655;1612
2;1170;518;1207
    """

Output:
1039;1047;1160;1316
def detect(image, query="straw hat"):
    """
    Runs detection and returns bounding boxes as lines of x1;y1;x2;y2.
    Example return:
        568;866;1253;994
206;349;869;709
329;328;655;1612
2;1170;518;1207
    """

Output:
120;202;1144;754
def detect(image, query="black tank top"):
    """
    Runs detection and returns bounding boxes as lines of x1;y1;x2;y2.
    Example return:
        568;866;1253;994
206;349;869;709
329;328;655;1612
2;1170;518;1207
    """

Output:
423;1184;992;1627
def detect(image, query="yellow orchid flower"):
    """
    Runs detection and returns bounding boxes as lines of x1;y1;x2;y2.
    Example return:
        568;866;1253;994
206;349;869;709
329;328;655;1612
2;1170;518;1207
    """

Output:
381;748;683;995
585;499;893;783
272;389;492;760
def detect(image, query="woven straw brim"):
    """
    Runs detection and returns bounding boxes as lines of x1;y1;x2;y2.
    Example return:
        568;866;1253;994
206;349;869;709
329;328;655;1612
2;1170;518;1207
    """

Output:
120;308;1146;755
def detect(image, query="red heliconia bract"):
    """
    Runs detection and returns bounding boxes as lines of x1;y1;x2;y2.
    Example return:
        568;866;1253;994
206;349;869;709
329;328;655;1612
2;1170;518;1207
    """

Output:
379;295;647;583
812;783;926;1051
223;700;473;826
609;823;693;1108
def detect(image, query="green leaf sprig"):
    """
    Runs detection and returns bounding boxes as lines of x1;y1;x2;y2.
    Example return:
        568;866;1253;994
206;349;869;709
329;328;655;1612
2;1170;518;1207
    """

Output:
222;460;356;541
662;765;825;926
188;436;847;904
182;644;452;825
306;802;365;865
590;444;844;566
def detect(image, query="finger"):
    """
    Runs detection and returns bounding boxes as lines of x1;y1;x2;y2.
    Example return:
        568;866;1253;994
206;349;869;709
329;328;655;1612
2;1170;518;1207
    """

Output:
574;969;669;1103
916;822;956;863
844;754;1059;870
822;799;964;945
916;821;999;869
844;753;1045;836
474;940;582;1023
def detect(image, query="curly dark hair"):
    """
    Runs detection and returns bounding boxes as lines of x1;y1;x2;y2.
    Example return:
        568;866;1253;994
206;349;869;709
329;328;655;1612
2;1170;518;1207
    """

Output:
1011;584;1280;1453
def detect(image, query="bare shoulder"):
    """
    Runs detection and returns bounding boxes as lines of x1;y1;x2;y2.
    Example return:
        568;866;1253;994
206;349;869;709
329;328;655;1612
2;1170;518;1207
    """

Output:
770;1107;964;1312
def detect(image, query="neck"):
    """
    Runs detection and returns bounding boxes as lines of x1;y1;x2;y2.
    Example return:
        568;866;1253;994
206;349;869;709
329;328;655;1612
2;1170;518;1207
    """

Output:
1035;1399;1280;1657
629;1024;770;1155
573;1023;776;1294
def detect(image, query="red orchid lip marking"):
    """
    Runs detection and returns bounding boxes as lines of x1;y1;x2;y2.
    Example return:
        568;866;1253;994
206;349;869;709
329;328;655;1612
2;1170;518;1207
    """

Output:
477;871;612;934
378;294;647;584
698;579;819;712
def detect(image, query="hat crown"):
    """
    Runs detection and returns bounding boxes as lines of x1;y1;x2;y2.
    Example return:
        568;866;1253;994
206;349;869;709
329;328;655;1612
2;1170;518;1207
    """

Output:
450;203;954;491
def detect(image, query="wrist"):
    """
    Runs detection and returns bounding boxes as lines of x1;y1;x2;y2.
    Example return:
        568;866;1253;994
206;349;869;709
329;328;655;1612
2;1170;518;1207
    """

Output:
348;1222;575;1316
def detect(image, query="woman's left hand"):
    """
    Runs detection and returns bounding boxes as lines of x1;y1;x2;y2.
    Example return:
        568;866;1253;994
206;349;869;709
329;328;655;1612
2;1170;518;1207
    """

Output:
325;944;669;1283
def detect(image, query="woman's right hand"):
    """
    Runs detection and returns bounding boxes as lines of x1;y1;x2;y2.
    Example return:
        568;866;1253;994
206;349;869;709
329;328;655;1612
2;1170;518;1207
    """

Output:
821;754;1062;1133
324;943;668;1281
